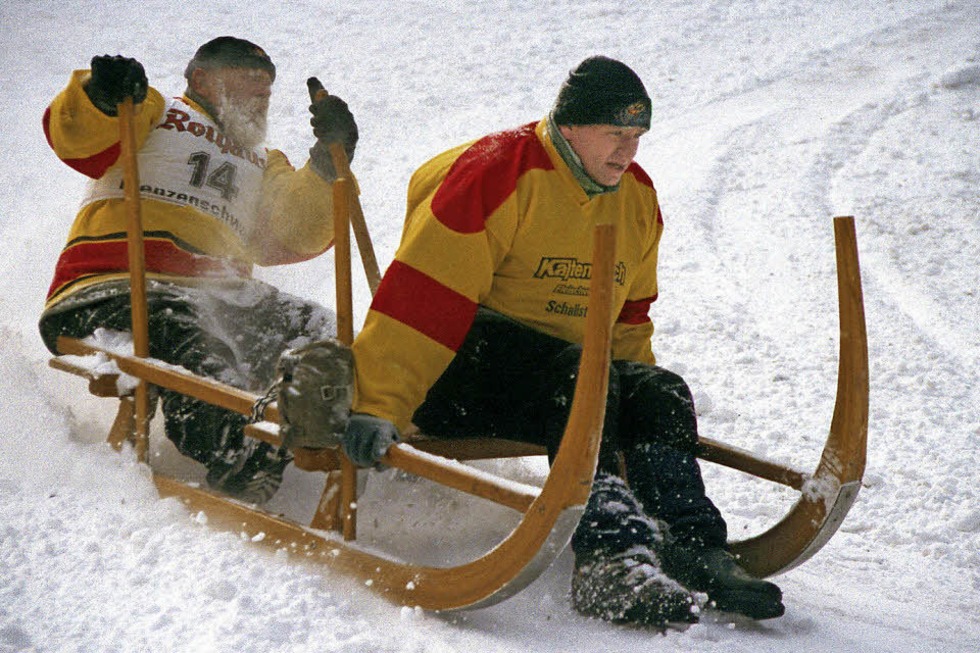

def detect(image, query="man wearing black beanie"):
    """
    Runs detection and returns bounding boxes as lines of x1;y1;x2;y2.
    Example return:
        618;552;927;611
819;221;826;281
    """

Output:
40;37;359;504
343;55;785;628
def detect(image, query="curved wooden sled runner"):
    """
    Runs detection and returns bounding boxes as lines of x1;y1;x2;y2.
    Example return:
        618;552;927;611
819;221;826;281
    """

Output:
708;216;869;577
49;98;868;610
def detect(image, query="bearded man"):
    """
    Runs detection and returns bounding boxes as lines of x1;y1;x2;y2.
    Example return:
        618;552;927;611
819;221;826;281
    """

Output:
39;36;358;503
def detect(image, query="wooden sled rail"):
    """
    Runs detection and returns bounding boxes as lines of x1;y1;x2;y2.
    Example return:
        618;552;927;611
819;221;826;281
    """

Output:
50;342;811;493
50;340;810;505
53;337;540;515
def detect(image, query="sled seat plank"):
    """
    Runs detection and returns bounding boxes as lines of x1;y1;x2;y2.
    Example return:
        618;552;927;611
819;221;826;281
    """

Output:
48;357;130;398
292;441;542;513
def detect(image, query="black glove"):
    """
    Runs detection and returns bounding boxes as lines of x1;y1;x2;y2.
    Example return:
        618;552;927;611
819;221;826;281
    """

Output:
342;413;399;468
85;55;148;116
307;76;358;180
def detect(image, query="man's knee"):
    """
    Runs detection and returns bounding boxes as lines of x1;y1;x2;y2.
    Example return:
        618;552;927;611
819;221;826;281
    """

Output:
545;344;625;470
616;362;698;451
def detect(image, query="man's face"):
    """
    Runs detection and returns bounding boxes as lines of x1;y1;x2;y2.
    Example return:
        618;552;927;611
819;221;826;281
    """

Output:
559;124;647;186
192;66;273;147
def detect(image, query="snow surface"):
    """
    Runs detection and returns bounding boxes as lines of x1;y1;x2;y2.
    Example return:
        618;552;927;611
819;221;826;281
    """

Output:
2;1;978;651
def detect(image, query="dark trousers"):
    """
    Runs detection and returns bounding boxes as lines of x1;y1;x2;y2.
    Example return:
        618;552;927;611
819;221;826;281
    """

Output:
413;308;727;556
40;281;333;471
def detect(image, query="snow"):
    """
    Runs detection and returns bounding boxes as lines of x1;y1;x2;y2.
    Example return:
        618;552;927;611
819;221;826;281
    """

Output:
1;0;978;651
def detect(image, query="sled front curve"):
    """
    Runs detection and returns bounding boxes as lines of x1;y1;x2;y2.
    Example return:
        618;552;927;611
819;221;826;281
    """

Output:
726;216;869;577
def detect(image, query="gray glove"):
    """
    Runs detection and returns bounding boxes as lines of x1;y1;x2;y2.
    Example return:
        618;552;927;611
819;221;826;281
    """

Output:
343;413;399;467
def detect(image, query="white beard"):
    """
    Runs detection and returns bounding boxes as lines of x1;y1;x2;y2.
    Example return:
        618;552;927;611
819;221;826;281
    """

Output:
215;85;269;149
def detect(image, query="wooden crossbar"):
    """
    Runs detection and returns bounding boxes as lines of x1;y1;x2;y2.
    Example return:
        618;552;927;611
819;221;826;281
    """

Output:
51;351;810;494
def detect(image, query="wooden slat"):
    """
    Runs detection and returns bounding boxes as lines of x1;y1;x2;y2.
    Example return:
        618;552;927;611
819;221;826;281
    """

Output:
48;358;126;398
243;421;284;448
385;445;539;513
52;349;810;490
117;97;152;461
328;141;382;295
697;437;806;490
55;336;280;423
50;348;812;490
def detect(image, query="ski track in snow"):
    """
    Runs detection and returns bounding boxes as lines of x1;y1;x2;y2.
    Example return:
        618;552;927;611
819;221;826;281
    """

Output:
651;2;980;627
1;1;979;652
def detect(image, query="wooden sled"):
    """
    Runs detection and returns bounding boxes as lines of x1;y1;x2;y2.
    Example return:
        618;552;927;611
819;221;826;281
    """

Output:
48;98;868;610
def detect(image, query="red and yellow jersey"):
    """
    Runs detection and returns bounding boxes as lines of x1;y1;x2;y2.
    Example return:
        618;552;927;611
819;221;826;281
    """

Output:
352;118;664;431
43;69;336;310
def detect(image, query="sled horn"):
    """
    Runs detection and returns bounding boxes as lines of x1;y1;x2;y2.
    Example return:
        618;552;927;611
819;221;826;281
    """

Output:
307;76;382;294
117;96;153;461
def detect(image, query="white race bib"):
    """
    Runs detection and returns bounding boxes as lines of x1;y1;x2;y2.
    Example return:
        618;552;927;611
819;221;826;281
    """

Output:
84;97;267;243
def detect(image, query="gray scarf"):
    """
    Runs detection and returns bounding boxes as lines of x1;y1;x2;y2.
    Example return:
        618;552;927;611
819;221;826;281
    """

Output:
546;114;620;198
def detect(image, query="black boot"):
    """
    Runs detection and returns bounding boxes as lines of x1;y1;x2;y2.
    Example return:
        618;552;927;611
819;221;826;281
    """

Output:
662;546;784;619
206;439;292;505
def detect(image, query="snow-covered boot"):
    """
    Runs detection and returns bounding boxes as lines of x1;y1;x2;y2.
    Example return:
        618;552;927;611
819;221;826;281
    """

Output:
572;545;701;629
662;546;784;619
275;338;354;450
571;473;702;628
206;439;292;505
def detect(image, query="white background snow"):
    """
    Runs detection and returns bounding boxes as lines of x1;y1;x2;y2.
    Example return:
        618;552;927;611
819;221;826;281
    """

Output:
1;1;978;651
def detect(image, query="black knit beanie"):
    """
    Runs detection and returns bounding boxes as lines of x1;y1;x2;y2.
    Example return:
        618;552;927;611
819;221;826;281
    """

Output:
184;36;276;82
552;56;651;129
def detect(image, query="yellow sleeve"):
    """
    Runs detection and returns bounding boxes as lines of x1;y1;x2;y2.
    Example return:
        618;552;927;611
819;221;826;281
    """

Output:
44;69;164;168
351;147;519;431
611;202;662;365
249;152;337;265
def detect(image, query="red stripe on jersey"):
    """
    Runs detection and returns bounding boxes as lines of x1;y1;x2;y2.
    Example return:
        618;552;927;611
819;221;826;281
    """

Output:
626;161;654;189
431;123;554;234
47;236;250;300
625;164;663;225
617;295;657;325
43;107;121;179
370;260;477;351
